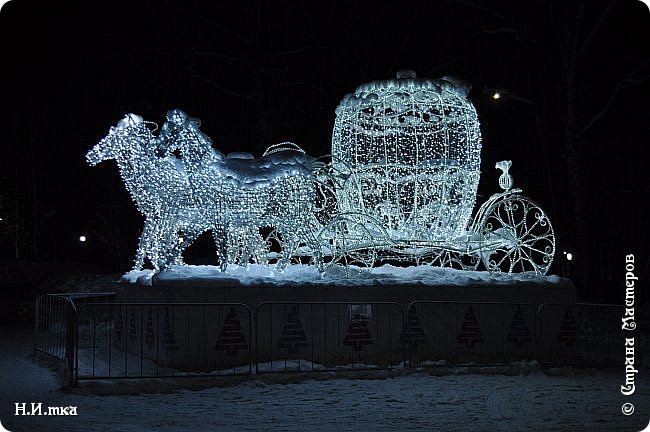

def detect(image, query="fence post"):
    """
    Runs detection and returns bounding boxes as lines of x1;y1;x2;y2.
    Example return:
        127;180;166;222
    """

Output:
65;298;78;386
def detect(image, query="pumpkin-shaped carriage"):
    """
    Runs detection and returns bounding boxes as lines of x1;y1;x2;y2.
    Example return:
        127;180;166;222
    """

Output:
289;71;556;275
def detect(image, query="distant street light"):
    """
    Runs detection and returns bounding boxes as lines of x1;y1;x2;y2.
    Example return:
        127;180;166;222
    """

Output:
79;235;87;243
492;92;501;100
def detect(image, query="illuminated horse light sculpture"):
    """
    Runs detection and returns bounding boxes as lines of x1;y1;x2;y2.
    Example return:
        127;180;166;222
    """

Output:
87;110;318;272
86;114;207;270
156;109;319;271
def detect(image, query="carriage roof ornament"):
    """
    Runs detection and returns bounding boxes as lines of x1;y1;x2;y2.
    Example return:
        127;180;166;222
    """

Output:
495;160;513;191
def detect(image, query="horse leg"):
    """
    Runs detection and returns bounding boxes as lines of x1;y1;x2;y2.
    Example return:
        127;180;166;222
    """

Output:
301;222;323;272
250;227;268;265
212;224;228;272
275;225;299;272
161;220;191;268
237;226;266;265
134;221;153;271
148;221;165;271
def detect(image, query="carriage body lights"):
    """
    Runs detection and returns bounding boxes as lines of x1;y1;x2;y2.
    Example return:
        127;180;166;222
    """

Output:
331;71;483;242
86;110;316;271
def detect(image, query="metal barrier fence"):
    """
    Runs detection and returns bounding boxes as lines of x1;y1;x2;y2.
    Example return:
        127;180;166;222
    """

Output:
73;302;252;383
35;292;116;376
404;301;538;367
33;296;648;384
255;302;405;373
537;303;647;367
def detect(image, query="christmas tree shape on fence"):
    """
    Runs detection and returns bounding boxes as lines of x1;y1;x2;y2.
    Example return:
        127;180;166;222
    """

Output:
557;307;577;347
215;307;248;356
343;316;374;351
399;306;427;350
145;308;155;351
163;307;178;356
114;310;124;342
277;306;309;353
128;308;137;344
506;306;531;347
457;305;484;348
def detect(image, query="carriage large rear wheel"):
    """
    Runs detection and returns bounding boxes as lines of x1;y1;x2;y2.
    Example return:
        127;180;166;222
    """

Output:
478;194;555;275
318;215;382;269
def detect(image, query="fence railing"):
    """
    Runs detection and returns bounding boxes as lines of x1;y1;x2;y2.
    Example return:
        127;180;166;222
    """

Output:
537;302;644;367
255;302;404;373
404;301;538;367
35;292;116;379
73;302;252;382
34;296;648;385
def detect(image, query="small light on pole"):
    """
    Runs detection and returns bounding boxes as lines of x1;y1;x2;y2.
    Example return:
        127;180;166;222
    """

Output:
563;251;573;261
492;92;501;100
79;235;87;243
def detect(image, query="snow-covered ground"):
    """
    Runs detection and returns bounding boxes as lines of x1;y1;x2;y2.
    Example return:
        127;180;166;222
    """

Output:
1;327;649;432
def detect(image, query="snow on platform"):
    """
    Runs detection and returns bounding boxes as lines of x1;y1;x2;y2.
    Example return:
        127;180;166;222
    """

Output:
119;263;576;309
123;263;565;288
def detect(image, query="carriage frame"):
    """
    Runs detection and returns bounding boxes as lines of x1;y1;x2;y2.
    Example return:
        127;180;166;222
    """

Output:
265;149;556;276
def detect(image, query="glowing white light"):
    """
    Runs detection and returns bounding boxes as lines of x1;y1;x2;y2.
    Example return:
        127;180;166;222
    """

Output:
566;252;573;261
87;110;317;272
79;235;87;242
332;71;482;243
493;92;501;100
85;72;555;276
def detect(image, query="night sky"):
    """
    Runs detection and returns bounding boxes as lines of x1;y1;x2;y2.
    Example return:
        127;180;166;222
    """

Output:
1;0;648;299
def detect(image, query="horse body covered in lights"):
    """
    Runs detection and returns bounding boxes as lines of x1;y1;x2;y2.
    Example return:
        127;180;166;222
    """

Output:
87;110;318;272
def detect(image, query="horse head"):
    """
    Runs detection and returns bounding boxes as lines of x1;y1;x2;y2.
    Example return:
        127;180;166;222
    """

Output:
157;109;223;162
86;113;146;165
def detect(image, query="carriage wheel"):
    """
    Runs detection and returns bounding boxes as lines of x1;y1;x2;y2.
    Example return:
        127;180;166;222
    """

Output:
478;195;555;275
318;217;378;269
422;249;480;271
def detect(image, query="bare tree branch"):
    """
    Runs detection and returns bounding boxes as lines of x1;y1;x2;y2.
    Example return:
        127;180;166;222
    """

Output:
447;0;517;26
91;228;119;249
279;81;331;97
192;50;254;66
578;0;620;64
549;4;569;67
182;64;256;101
169;7;253;46
577;74;650;139
425;58;459;76
269;46;313;56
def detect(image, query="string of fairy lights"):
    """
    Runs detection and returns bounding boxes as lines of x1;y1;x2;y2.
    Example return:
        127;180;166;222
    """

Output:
86;72;555;275
87;110;316;271
331;71;482;243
